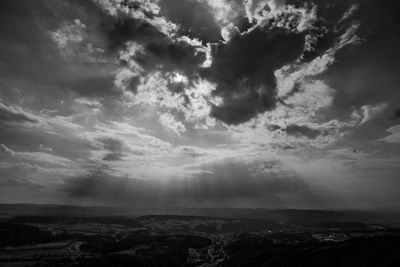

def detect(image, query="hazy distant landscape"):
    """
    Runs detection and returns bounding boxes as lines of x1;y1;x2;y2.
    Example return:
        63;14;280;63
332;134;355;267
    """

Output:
1;204;400;266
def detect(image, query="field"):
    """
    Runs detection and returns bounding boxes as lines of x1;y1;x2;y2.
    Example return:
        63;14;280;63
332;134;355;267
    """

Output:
1;204;400;266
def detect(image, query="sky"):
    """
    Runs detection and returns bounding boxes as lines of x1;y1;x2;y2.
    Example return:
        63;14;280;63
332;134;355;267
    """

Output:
0;0;400;210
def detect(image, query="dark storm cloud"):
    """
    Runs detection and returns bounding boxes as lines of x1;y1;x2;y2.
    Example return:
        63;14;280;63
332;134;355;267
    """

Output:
96;3;209;93
103;17;165;51
89;0;347;125
285;124;321;139
0;103;38;124
0;0;383;128
146;40;206;75
205;28;305;124
110;24;206;80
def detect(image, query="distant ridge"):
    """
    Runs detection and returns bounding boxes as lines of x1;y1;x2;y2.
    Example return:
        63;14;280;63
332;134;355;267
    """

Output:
1;203;400;225
0;203;122;217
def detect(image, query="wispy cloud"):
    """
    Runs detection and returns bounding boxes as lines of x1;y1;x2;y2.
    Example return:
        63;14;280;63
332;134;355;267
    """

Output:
380;125;400;144
0;103;39;124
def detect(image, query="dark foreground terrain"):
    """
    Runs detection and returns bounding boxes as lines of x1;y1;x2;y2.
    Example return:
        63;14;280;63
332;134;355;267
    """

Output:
1;204;400;266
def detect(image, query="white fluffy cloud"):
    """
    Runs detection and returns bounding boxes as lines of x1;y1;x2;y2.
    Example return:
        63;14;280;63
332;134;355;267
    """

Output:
93;0;177;36
49;18;104;62
183;79;219;129
50;19;86;48
351;103;388;125
158;112;186;135
202;0;239;26
221;23;240;42
131;72;186;110
244;0;317;33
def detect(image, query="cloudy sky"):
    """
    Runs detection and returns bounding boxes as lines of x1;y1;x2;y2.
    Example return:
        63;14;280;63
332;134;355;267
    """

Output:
0;0;399;209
